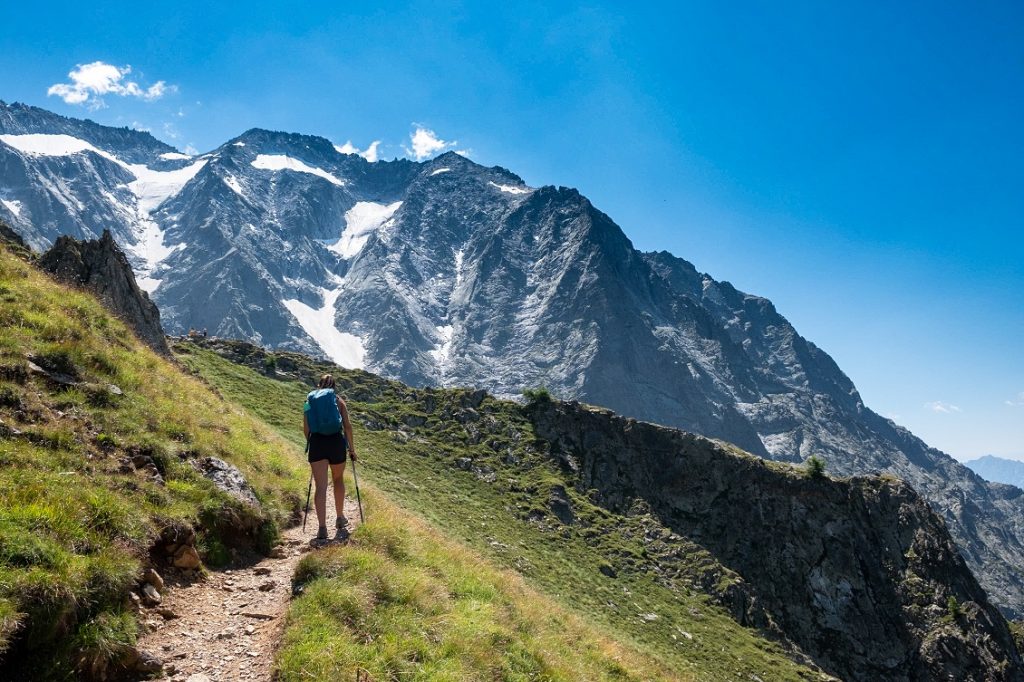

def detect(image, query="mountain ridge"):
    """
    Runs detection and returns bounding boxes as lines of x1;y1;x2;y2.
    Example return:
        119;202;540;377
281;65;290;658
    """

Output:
3;100;1024;618
966;455;1024;490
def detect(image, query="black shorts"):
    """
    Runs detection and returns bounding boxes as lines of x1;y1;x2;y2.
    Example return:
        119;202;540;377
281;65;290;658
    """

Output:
307;432;348;465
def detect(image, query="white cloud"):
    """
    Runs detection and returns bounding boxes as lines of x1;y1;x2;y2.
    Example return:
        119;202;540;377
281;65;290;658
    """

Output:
1005;392;1024;407
334;140;381;162
47;61;175;109
925;401;962;414
405;125;457;160
184;144;199;156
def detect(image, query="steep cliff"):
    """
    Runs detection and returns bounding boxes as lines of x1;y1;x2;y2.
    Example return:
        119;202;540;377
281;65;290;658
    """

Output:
529;399;1023;681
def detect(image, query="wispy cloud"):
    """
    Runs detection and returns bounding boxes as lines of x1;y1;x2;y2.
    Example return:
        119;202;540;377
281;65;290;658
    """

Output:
925;400;962;414
334;140;381;163
405;125;457;160
1005;392;1024;407
48;61;175;110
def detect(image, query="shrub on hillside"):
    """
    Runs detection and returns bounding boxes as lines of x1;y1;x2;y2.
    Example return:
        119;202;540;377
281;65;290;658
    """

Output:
522;386;552;405
805;455;826;480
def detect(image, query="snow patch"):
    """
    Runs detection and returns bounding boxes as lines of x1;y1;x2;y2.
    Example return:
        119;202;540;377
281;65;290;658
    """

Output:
430;167;451;176
454;248;465;287
428;324;455;366
159;152;192;160
137;276;162;293
223;175;245;197
1;199;22;217
282;287;365;368
251;154;345;186
127;159;207;215
0;133;104;157
328;201;402;259
232;141;246;147
488;181;531;195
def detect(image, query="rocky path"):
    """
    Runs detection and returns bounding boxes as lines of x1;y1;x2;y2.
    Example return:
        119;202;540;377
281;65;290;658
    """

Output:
139;495;360;682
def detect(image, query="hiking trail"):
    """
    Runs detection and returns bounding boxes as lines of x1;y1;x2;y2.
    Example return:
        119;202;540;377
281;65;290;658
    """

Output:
140;494;360;681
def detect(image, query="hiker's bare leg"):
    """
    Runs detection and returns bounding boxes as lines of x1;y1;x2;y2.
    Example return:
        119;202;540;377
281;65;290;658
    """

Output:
330;462;347;524
311;459;329;530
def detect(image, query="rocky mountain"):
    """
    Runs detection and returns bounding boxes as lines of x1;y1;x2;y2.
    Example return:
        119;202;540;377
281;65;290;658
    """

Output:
529;397;1023;681
3;99;1024;618
38;230;170;355
966;455;1024;491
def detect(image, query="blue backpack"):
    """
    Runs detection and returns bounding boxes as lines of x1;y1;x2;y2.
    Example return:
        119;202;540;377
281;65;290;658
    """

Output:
304;388;342;435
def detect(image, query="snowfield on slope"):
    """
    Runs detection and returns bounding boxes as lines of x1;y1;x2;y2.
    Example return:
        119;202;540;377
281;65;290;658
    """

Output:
282;285;366;368
251;154;346;186
328;201;402;259
489;181;532;195
1;199;22;216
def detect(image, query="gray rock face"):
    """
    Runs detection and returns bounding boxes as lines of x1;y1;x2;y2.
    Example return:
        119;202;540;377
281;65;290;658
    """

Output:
4;100;1024;618
38;230;170;355
529;399;1023;681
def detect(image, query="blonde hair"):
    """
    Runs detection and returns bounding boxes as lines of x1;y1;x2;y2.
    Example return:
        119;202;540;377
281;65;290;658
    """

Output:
318;374;336;389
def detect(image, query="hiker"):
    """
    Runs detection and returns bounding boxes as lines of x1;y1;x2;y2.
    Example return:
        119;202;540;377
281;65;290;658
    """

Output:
303;374;357;541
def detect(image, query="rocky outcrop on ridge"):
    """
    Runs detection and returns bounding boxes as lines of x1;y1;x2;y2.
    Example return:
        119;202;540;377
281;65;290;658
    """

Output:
529;398;1024;681
39;230;170;355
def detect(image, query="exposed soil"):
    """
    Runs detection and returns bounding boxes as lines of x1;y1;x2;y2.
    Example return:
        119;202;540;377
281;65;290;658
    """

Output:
139;495;360;681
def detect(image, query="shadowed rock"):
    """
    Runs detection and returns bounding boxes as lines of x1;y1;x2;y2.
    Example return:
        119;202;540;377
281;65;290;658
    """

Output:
529;398;1024;681
38;230;170;356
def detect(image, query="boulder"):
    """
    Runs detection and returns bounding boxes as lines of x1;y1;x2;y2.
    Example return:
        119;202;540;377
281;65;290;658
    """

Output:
193;457;260;508
141;583;161;606
143;567;164;591
172;545;201;570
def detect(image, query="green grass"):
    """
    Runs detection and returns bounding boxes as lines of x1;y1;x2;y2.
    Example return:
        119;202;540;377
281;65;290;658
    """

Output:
180;341;827;681
280;490;672;681
0;246;306;678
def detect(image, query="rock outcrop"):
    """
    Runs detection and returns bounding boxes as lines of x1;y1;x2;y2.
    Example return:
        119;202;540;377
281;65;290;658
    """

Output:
529;398;1023;681
38;230;170;356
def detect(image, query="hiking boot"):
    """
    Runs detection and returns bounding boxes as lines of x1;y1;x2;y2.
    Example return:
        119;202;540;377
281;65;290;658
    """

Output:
336;515;348;529
316;526;328;541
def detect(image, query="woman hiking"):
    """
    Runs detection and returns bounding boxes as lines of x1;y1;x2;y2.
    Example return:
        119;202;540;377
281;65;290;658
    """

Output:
303;374;357;541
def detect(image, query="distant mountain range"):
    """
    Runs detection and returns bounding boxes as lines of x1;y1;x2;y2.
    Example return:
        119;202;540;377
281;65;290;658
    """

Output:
966;455;1024;490
3;99;1024;617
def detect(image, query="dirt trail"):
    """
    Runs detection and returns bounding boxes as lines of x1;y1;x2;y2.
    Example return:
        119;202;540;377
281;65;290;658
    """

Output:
139;493;360;682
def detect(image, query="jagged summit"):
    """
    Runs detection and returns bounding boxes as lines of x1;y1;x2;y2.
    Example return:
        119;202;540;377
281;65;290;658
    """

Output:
3;101;1024;618
38;229;170;355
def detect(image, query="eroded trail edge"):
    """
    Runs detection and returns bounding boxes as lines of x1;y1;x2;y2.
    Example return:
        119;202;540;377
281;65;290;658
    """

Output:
140;496;360;681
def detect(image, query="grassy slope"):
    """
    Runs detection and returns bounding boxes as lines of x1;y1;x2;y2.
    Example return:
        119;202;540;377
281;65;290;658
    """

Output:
282;489;674;681
179;342;826;681
0;246;306;678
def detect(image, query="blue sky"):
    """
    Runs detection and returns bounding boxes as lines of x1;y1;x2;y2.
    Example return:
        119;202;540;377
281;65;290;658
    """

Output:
2;1;1022;460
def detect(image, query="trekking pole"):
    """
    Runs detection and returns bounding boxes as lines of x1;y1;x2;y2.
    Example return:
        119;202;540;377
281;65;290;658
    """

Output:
302;438;312;532
351;458;365;524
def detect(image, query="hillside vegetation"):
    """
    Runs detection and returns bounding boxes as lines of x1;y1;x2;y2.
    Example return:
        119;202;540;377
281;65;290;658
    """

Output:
280;489;675;681
178;340;827;680
0;240;757;680
0;245;306;678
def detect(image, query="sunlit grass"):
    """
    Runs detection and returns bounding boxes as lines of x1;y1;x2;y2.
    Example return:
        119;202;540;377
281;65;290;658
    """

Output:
184;342;826;681
279;491;670;681
0;246;307;677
